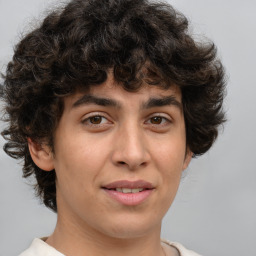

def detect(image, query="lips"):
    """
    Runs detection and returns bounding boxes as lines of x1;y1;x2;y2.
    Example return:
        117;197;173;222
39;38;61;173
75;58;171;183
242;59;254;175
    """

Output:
115;188;144;193
102;180;155;206
102;180;154;190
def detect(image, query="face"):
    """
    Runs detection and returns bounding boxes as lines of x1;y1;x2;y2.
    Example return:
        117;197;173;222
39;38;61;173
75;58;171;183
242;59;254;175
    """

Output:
45;75;192;239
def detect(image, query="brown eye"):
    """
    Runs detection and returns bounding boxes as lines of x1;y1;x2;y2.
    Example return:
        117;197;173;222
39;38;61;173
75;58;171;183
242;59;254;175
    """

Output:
150;116;163;124
82;114;110;127
89;116;103;124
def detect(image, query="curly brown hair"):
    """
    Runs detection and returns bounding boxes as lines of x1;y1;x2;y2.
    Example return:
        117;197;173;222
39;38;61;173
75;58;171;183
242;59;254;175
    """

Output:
1;0;226;212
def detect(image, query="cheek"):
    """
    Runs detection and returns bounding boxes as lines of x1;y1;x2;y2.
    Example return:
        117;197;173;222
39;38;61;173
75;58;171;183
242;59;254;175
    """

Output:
149;135;186;198
54;135;110;185
151;138;186;172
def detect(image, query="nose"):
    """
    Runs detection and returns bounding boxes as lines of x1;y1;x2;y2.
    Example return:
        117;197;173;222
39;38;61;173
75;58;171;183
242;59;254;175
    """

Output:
111;124;150;170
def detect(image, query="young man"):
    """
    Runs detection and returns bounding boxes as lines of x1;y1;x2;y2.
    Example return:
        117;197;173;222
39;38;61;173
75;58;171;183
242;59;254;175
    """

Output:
1;0;225;255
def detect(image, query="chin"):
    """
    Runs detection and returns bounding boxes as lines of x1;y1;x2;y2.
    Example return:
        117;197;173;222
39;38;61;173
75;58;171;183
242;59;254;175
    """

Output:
99;215;162;239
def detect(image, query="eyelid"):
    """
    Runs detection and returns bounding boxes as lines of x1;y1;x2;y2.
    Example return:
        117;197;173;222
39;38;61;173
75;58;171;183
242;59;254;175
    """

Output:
81;112;112;125
144;113;173;129
146;113;173;122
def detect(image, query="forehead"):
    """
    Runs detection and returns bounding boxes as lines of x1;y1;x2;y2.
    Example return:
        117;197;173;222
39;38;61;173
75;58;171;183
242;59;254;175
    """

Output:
91;82;181;100
65;77;182;110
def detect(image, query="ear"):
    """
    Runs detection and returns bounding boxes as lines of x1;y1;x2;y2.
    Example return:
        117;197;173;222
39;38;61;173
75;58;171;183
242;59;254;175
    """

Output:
182;149;193;170
27;138;54;171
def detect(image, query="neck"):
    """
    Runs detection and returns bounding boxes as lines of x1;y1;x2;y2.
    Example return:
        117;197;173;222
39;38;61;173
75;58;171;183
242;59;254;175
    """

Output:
46;214;165;256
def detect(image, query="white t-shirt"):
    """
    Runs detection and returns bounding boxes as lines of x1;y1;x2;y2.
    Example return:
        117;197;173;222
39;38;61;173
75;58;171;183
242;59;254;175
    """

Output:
19;238;202;256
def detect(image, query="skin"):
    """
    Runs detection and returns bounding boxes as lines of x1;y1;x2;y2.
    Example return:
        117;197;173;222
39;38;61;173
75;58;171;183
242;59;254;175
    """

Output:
29;73;192;256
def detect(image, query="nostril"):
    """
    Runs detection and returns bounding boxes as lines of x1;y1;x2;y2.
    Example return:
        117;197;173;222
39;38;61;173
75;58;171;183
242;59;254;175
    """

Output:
118;161;126;165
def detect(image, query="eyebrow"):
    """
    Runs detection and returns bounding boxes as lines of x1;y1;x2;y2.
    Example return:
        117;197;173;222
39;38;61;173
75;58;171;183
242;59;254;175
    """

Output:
142;96;182;110
73;94;121;108
72;94;182;110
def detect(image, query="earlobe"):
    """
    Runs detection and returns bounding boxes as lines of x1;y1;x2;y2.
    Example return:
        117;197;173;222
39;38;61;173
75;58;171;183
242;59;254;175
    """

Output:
27;138;54;171
183;150;193;170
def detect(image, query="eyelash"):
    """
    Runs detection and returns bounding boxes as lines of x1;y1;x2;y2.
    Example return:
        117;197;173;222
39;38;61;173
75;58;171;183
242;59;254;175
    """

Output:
146;115;171;126
81;113;110;127
81;113;172;128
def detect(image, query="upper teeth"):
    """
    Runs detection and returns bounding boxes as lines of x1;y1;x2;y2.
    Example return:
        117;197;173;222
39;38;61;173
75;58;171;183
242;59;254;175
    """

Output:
116;188;144;193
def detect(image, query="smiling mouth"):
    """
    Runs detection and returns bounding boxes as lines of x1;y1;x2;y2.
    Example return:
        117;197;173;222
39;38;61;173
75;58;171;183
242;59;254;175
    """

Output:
104;188;150;193
102;179;154;191
102;180;154;205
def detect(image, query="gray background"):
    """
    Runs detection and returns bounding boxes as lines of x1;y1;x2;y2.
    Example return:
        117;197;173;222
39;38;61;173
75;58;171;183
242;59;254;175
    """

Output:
0;0;255;255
